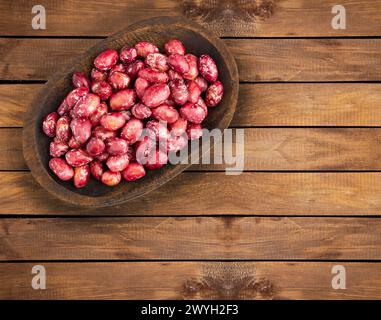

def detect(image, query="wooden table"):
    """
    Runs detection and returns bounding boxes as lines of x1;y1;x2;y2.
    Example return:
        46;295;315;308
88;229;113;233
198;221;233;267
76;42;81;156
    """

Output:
1;0;381;299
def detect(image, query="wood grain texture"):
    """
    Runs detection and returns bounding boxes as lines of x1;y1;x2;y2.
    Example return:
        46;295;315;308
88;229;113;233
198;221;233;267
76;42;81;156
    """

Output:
1;217;381;260
1;0;381;37
236;83;381;127
1;262;380;299
6;127;381;171
226;39;381;82
4;83;381;127
1;172;381;215
2;39;381;81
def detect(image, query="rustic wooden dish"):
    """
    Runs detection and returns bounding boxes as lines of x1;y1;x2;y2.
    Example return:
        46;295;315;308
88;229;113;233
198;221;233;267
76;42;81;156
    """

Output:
23;16;239;207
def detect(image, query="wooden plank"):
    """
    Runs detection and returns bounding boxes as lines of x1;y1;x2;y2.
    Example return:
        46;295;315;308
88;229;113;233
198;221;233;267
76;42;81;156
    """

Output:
0;84;40;127
1;172;381;215
1;217;380;260
235;83;381;127
4;83;381;127
1;262;380;299
1;0;381;37
3;128;381;171
2;39;381;81
0;128;23;170
226;39;381;82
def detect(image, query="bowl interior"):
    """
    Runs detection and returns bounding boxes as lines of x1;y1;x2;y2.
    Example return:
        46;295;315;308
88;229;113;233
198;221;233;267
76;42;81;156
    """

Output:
24;17;238;207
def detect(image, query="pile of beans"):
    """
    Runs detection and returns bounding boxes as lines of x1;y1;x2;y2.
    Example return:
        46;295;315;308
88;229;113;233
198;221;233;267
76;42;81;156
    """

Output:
42;39;224;188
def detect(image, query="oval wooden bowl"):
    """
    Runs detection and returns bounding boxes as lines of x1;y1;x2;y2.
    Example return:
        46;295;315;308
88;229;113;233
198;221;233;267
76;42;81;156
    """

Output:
23;16;239;207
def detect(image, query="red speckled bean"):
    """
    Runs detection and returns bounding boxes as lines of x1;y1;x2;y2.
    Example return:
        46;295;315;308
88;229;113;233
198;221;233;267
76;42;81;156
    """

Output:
55;115;71;142
108;71;131;90
131;103;152;120
72;72;90;89
142;83;170;108
95;152;109;162
68;137;82;149
101;170;121;186
152;104;179;124
120;45;137;64
74;165;90;188
194;76;208;92
65;149;93;167
91;81;112;101
135;41;159;58
94;49;118;71
109;63;125;75
90;160;104;180
169;117;188;136
169;79;188;105
146;120;170;141
106;154;129;172
125;60;145;80
183;54;199;80
106;137;129;156
179;99;207;124
89;102;108;126
198;54;218;82
49;158;74;181
167;54;189;74
168;69;182;81
134;77;149;99
50;140;69;157
145;53;168;72
92;126;117;140
100;112;126;131
72;93;100;118
57;99;70;116
205;80;224;107
138;68;169;84
70;118;92;144
164;39;185;56
86;137;105;157
90;68;107;82
187;80;201;104
66;87;89;109
42;112;58;138
109;89;136;111
122;162;146;181
120;118;144;144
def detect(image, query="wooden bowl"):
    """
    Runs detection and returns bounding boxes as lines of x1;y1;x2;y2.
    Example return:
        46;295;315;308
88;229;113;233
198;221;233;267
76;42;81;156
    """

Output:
23;16;239;207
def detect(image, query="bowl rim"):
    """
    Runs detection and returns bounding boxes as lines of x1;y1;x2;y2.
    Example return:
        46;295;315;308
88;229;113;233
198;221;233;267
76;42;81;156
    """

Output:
22;16;239;207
